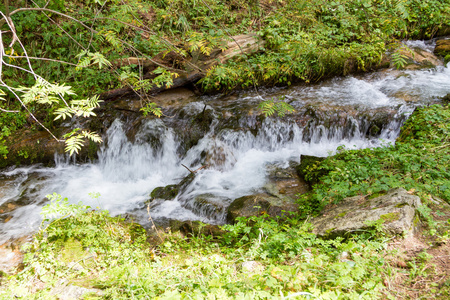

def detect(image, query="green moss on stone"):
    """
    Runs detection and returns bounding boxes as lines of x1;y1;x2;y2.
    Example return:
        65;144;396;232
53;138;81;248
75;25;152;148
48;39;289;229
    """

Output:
61;238;85;263
379;212;400;224
336;211;348;218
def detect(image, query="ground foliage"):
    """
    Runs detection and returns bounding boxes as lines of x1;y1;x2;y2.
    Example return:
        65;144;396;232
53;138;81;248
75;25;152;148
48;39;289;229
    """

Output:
1;0;449;97
0;195;391;299
299;103;450;216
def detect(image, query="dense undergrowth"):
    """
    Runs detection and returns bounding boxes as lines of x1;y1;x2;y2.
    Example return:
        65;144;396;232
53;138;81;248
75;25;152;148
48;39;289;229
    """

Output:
1;0;449;158
2;0;449;96
1;103;450;299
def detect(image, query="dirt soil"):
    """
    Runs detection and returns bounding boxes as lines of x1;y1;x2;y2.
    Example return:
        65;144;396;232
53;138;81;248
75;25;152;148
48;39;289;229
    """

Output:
383;197;450;299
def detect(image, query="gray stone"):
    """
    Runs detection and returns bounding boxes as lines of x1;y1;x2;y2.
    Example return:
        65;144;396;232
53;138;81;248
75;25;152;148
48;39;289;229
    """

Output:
241;261;264;273
311;188;421;237
50;283;103;300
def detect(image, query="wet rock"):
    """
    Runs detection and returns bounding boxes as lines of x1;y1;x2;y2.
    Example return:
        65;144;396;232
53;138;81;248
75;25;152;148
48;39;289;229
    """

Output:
146;173;195;204
169;220;224;237
311;188;421;238
0;237;29;275
265;164;310;197
170;104;216;154
152;87;197;108
182;194;229;222
0;244;23;275
227;164;310;223
150;185;179;201
400;47;443;70
442;93;450;104
203;143;235;170
227;194;271;222
144;219;223;246
434;39;450;57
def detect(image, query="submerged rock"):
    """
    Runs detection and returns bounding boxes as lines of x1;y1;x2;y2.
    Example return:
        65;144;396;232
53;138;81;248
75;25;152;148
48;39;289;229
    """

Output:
311;188;421;238
182;193;229;222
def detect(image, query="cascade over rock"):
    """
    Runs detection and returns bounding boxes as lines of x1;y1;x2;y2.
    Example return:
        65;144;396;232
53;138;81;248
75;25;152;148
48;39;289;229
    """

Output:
227;164;309;223
1;56;450;243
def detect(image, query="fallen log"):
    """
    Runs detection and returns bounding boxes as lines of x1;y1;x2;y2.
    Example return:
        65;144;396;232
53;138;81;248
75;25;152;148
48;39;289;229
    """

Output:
99;33;265;100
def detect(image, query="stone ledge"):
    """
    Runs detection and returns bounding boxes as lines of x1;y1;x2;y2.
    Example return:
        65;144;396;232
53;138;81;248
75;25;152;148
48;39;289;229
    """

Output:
311;188;421;238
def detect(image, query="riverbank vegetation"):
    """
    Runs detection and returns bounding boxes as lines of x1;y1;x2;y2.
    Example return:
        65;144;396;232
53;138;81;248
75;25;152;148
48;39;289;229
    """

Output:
1;103;450;299
1;0;450;154
1;1;450;298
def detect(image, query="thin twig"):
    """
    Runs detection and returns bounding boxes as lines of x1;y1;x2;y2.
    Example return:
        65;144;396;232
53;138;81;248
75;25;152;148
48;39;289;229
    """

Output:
147;204;164;242
181;164;205;174
4;55;78;66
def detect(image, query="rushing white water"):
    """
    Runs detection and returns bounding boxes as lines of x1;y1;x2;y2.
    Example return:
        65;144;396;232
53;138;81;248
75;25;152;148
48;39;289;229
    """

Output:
1;62;449;243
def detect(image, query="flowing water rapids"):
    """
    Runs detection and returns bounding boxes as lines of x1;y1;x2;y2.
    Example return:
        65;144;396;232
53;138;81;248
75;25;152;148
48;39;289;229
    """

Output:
1;47;450;243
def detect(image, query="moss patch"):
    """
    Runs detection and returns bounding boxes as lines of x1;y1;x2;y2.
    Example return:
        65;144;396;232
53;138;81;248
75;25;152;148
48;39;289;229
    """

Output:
60;238;86;263
380;212;400;224
336;211;348;218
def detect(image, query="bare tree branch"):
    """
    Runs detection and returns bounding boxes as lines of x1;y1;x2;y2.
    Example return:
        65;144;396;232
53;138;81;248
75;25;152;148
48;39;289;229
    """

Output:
0;107;19;113
4;55;78;66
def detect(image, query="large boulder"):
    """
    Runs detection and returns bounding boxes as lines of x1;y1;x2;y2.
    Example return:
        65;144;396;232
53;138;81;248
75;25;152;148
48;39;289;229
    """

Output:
311;188;421;238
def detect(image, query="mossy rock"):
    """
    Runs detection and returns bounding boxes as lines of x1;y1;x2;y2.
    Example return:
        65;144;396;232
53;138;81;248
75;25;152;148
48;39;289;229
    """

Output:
295;155;326;184
434;39;450;57
169;220;224;237
150;185;179;200
442;93;450;104
227;193;298;223
311;188;422;238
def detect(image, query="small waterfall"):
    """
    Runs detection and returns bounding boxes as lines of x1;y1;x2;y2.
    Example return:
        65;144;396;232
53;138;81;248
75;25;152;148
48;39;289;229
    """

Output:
1;62;450;243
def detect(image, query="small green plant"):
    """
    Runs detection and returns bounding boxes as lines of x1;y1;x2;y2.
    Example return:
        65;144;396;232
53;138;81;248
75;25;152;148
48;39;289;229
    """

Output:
140;102;163;118
259;96;295;117
390;44;414;69
391;51;408;69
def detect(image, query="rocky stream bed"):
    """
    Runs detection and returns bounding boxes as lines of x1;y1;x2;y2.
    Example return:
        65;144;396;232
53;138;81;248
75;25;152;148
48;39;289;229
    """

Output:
1;39;450;275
